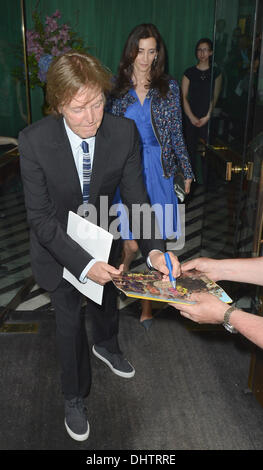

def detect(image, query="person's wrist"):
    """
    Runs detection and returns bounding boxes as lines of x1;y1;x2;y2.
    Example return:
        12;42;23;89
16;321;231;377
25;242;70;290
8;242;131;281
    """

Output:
218;259;235;282
222;304;238;333
213;302;229;324
215;259;226;281
147;250;163;269
222;304;231;323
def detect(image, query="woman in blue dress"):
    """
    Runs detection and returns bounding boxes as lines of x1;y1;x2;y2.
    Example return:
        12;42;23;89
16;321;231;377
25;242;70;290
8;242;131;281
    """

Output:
107;24;193;328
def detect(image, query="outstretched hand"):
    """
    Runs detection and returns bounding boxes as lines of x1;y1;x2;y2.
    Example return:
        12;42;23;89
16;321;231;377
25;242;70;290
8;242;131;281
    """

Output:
181;257;223;282
169;292;227;324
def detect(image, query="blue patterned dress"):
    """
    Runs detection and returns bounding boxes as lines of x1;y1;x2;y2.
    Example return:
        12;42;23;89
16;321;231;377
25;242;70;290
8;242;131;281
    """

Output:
114;88;180;240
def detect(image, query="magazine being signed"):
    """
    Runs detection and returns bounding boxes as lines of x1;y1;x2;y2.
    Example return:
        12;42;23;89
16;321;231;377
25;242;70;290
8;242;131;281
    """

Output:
111;269;232;305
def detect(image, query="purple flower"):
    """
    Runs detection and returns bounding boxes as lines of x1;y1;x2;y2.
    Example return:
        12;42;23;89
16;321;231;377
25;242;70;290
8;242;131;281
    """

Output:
37;54;53;82
26;31;41;54
45;15;58;33
52;10;61;18
51;46;61;56
24;9;86;89
59;24;71;43
62;46;71;54
34;47;45;61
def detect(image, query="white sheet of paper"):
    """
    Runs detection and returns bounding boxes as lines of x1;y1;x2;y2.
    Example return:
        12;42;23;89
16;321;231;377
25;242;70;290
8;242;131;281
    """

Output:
63;211;113;305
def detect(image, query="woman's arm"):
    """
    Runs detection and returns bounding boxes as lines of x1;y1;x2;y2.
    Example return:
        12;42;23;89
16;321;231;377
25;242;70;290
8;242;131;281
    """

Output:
181;75;200;126
168;80;194;181
198;73;222;127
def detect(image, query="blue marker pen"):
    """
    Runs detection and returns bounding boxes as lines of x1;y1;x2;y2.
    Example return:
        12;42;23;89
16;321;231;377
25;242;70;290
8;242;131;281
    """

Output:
164;252;176;289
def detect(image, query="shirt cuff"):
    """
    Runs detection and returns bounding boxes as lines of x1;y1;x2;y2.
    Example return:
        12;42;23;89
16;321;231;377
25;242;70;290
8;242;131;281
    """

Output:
146;249;163;269
79;259;97;283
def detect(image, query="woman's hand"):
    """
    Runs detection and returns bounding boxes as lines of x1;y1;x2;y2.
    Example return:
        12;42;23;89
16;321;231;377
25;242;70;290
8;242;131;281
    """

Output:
184;178;192;194
196;115;210;127
190;115;201;126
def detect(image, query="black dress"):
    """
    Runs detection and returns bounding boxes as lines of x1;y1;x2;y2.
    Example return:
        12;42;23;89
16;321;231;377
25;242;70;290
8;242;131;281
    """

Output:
183;65;221;177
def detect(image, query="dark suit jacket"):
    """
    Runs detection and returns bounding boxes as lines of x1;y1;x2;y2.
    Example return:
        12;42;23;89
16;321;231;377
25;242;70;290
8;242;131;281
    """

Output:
19;112;165;292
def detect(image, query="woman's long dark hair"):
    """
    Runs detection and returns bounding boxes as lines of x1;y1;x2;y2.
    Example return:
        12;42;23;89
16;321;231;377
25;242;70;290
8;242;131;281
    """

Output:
111;23;169;97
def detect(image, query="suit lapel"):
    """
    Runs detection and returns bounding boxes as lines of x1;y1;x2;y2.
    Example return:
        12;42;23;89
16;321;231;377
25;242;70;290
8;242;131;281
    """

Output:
53;117;83;202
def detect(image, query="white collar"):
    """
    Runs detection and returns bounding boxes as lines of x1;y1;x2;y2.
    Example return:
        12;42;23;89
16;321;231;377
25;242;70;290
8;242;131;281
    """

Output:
63;118;95;149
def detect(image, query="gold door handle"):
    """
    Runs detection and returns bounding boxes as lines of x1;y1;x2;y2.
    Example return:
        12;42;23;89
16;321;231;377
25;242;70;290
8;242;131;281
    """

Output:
226;162;253;181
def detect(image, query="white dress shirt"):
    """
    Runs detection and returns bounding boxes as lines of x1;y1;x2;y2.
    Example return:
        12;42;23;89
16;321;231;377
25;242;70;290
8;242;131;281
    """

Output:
64;119;103;283
64;118;95;188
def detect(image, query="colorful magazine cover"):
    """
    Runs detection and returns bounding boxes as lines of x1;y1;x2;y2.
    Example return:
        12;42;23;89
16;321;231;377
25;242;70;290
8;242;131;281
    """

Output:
111;269;232;305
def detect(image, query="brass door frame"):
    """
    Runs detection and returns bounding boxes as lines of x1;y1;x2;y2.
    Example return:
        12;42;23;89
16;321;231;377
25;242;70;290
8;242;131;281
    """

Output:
252;161;263;257
20;0;32;125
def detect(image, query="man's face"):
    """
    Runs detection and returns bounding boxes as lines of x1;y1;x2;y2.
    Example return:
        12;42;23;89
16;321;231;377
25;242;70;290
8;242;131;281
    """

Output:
60;86;104;138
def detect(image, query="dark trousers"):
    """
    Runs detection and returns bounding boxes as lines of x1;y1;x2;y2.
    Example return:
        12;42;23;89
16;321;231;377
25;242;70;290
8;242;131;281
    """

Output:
50;278;120;400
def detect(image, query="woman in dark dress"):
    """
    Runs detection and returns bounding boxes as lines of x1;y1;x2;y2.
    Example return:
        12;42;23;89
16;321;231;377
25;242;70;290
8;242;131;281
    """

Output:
181;38;222;179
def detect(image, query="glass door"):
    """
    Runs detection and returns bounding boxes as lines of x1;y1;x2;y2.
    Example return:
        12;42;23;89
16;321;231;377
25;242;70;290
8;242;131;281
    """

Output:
200;0;261;275
197;0;263;404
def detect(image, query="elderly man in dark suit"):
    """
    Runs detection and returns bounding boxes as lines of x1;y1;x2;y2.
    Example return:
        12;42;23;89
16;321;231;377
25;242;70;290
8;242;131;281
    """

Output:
18;51;180;441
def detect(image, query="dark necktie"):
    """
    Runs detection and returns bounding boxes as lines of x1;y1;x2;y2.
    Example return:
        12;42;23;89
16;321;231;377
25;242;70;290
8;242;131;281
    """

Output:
81;141;91;204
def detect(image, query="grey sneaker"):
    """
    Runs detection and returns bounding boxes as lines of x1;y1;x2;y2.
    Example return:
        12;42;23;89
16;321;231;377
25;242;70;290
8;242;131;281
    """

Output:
64;397;90;441
92;345;135;378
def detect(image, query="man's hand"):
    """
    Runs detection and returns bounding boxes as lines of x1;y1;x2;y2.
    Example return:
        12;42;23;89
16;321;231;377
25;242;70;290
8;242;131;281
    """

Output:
170;292;227;324
181;257;223;282
149;250;181;279
87;262;124;285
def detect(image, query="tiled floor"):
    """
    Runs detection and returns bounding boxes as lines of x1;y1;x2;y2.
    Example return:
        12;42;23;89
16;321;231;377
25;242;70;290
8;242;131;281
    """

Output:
0;186;31;308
